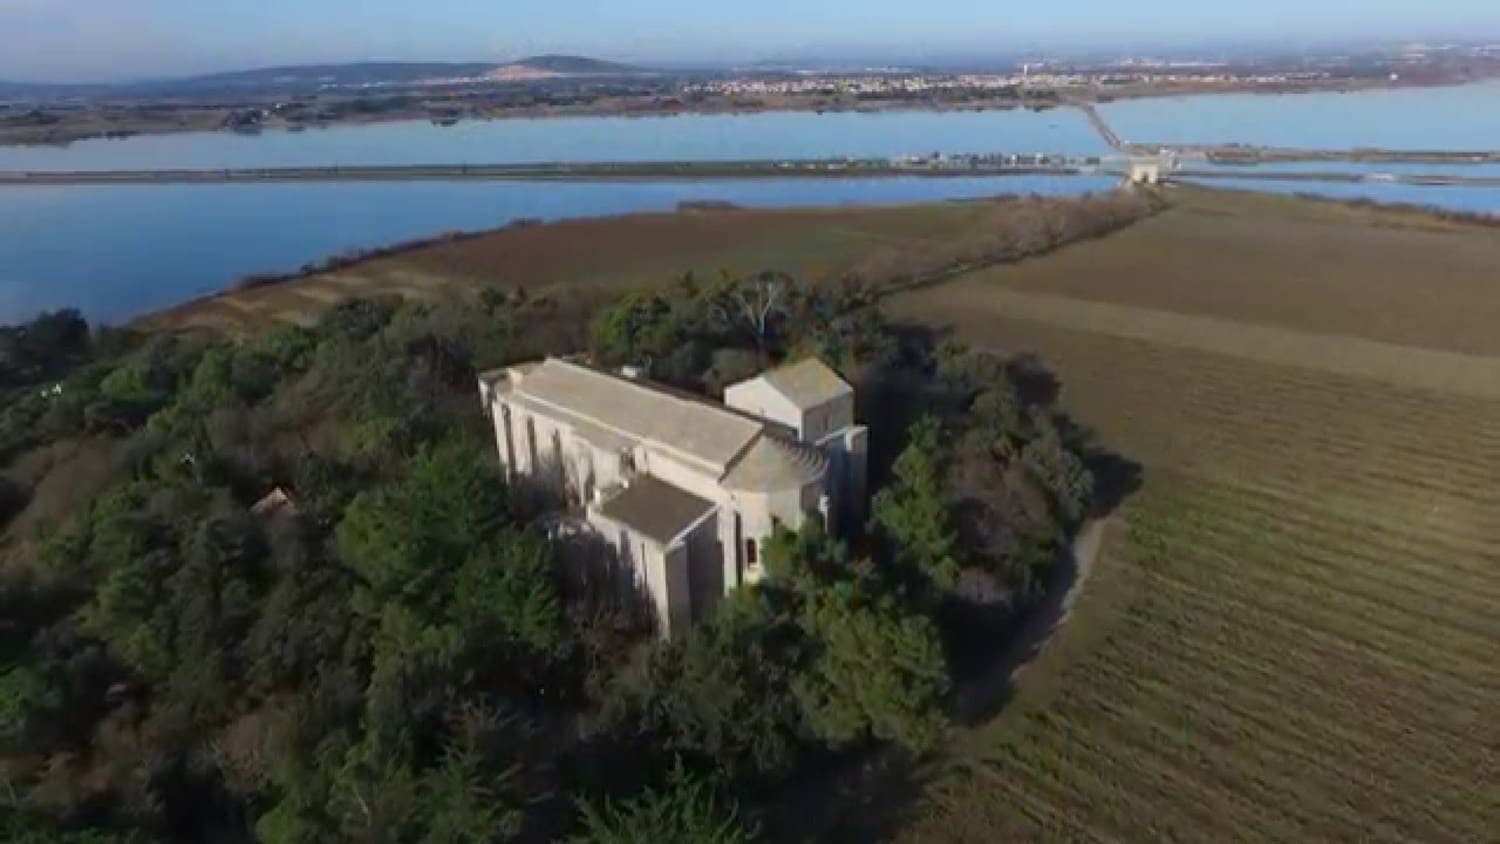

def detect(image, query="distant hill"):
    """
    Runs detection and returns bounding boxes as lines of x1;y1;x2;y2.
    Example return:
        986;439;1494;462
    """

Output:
482;55;645;82
513;54;640;75
153;62;499;88
0;56;646;102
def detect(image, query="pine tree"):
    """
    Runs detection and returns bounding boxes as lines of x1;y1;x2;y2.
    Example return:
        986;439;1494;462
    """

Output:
870;416;961;590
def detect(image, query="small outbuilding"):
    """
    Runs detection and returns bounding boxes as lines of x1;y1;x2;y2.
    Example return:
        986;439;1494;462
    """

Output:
1127;154;1166;185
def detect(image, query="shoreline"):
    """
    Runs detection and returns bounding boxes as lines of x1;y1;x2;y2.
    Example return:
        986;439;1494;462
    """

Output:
6;157;1500;188
0;162;1089;186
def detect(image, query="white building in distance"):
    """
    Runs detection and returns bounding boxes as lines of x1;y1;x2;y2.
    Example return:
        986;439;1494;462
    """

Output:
479;357;869;639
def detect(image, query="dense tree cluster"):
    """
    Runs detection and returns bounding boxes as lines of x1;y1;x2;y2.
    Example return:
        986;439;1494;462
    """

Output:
0;297;564;840
0;309;94;391
589;273;895;395
935;343;1096;604
0;273;1103;840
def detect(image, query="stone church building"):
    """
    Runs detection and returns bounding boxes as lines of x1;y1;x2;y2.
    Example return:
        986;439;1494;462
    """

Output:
479;357;868;639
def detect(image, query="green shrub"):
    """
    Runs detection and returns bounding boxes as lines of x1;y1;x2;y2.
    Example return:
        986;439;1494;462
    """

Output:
575;761;757;844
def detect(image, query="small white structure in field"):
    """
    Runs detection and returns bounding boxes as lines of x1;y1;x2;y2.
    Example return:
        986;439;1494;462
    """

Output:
479;357;868;639
1128;155;1165;185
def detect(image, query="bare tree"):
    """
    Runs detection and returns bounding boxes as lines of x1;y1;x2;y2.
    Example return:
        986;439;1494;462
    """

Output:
711;270;790;360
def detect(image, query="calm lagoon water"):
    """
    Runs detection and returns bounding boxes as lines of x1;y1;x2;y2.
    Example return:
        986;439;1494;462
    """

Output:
1193;160;1500;178
1181;177;1500;214
1101;80;1500;150
0;174;1116;324
2;86;1499;326
0;108;1108;172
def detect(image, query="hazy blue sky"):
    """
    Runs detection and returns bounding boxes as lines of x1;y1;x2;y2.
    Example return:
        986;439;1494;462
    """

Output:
2;0;1498;82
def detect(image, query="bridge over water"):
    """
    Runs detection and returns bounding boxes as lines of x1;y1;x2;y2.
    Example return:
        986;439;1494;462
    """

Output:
1072;101;1127;150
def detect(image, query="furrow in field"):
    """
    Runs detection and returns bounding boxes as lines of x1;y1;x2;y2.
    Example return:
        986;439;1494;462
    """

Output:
986;716;1292;841
893;193;1500;843
1059;348;1500;445
1090;639;1500;832
1109;593;1496;738
1010;703;1378;841
1139;493;1500;627
1129;557;1500;697
1133;515;1500;661
1051;671;1489;843
1164;474;1500;585
1135;434;1500;537
1087;614;1496;779
1146;395;1500;486
962;317;1500;456
1153;486;1500;606
1071;656;1483;812
1053;699;1431;842
1086;384;1500;482
1071;361;1500;457
1163;456;1500;533
1104;613;1495;761
954;290;1500;399
944;761;1124;843
1124;506;1500;688
1069;403;1500;514
965;736;1144;841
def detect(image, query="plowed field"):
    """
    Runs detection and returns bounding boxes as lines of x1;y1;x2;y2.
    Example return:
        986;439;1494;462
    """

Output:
890;186;1500;841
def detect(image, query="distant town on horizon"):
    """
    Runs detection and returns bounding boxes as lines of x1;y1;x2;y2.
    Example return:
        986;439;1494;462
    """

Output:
5;34;1500;87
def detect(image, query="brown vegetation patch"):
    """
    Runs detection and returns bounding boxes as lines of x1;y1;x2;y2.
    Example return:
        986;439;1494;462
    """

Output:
135;190;1162;335
1;437;116;563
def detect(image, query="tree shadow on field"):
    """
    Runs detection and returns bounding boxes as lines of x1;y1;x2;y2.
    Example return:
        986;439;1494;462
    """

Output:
949;506;1139;728
1006;351;1061;408
1086;450;1144;518
951;353;1145;726
856;322;957;491
1005;352;1145;519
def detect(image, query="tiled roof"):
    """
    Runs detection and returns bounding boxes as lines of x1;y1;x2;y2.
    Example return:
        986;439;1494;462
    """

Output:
757;358;852;409
598;475;716;545
512;359;764;474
